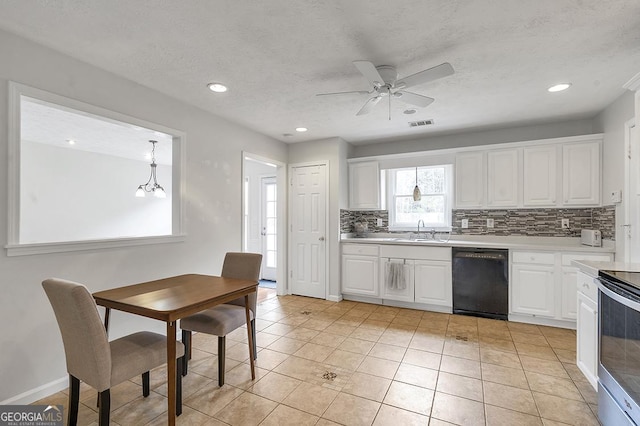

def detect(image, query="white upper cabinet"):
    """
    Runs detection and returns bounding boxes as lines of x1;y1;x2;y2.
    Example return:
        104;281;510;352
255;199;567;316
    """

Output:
349;161;380;210
487;149;519;207
455;152;484;208
562;141;601;206
523;145;557;206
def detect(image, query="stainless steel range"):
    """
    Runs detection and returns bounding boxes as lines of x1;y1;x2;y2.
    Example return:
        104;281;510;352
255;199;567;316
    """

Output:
597;270;640;425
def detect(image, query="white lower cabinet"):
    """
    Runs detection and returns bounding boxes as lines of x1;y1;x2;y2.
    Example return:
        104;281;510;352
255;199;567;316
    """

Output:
511;263;556;317
576;271;599;390
414;260;453;307
380;258;414;302
341;244;379;297
510;251;613;326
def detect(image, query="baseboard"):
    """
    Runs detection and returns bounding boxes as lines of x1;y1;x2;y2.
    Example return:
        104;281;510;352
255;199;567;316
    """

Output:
1;376;68;405
326;294;343;302
508;313;576;330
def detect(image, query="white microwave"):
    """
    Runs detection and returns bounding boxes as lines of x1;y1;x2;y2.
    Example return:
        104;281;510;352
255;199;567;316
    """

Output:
581;229;602;247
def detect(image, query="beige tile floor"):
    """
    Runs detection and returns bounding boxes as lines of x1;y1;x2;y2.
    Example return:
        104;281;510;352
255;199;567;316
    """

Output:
35;287;601;425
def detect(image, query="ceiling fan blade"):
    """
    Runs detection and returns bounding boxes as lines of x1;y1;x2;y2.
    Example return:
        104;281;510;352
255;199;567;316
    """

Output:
353;61;385;88
394;91;435;108
316;90;371;96
356;96;382;116
396;62;454;89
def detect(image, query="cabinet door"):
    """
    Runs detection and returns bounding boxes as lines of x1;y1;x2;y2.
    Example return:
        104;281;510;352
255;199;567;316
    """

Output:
562;141;600;205
577;291;598;390
380;258;414;302
561;267;578;320
341;255;379;296
455;152;484;208
349;161;380;209
523;145;557;206
511;264;556;317
487;149;519;207
414;260;452;307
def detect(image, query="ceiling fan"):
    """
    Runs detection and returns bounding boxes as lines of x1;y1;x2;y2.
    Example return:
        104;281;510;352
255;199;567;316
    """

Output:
317;60;454;119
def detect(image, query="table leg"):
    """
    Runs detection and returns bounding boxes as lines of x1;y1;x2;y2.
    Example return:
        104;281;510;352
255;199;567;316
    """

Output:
245;293;256;380
167;321;176;426
103;308;111;333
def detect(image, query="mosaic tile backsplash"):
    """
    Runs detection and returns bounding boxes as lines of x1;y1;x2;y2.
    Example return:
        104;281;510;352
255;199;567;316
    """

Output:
341;206;616;240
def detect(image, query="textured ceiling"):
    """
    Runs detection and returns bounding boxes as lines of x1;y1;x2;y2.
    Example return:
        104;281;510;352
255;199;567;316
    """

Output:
0;1;639;145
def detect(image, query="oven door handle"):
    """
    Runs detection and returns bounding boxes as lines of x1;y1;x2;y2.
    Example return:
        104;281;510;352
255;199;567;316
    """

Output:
596;277;640;311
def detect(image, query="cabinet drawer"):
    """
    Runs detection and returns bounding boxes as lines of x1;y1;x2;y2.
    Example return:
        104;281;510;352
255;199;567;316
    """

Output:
512;251;555;265
561;253;613;266
577;271;598;301
343;244;379;256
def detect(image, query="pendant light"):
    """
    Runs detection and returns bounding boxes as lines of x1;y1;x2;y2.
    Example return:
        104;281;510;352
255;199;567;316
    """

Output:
135;140;166;198
413;167;421;201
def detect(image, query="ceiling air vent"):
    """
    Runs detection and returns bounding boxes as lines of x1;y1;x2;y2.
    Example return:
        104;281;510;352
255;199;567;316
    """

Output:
408;119;434;128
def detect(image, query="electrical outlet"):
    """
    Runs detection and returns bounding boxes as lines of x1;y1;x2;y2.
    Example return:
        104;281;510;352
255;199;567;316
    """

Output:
376;218;383;227
562;218;570;229
487;218;494;228
461;219;469;229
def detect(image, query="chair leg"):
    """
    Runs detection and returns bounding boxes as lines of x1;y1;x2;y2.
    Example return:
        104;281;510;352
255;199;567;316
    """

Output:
218;336;225;386
68;375;80;426
251;319;257;361
98;389;110;426
142;371;150;397
177;357;183;416
181;330;191;376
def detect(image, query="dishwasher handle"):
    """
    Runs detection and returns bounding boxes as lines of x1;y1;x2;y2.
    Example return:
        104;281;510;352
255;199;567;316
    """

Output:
453;251;507;261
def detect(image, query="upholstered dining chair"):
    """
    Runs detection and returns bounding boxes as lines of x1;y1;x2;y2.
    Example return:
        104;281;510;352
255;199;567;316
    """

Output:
42;278;185;426
180;252;262;385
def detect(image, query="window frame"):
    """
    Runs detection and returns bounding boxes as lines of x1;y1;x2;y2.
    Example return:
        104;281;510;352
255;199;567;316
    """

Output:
386;165;453;231
6;82;187;256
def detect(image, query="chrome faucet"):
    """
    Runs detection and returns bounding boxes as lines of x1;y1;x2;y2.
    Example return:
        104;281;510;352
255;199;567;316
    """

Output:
417;219;425;238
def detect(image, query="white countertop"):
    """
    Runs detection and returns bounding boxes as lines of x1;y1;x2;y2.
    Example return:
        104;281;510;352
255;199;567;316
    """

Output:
572;260;640;276
341;234;615;253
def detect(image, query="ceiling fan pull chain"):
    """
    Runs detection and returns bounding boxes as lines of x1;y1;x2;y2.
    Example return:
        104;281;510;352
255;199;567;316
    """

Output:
388;93;391;121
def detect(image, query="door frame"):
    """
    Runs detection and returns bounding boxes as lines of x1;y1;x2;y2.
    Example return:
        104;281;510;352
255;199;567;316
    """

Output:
242;152;287;295
288;161;330;299
624;118;637;262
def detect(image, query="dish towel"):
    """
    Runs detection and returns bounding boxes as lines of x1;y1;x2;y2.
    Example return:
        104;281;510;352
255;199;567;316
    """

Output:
386;261;406;290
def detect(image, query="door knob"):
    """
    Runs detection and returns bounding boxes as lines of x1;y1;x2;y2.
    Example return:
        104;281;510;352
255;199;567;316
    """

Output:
319;237;325;241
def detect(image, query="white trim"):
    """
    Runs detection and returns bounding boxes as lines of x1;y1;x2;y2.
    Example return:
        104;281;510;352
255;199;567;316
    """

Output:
7;81;187;254
288;161;330;300
624;119;637;263
6;234;185;256
347;133;604;164
623;71;640;92
242;151;288;296
0;376;67;405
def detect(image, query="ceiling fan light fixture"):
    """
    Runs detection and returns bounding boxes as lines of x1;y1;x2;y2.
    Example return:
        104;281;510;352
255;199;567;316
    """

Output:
548;83;571;92
207;82;228;93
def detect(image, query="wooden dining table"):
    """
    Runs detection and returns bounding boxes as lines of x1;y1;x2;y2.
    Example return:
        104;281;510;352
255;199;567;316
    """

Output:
92;274;258;426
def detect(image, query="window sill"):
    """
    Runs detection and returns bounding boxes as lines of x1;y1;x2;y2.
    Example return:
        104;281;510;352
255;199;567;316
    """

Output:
5;234;186;257
389;226;452;232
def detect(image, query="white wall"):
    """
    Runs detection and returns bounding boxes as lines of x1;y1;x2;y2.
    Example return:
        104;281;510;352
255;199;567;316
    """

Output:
21;141;172;242
288;137;349;301
593;90;636;257
0;29;287;403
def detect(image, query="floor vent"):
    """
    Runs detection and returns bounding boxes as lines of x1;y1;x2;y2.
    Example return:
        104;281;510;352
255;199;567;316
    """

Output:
409;119;434;127
322;371;338;381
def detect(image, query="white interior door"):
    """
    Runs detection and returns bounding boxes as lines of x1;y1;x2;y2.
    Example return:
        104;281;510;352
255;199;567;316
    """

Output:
290;164;327;299
261;177;277;281
626;123;640;262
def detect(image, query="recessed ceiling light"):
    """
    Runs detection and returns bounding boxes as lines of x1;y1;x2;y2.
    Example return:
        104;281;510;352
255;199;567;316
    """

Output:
548;83;571;92
207;82;228;93
403;109;417;115
282;133;293;137
295;127;308;132
66;139;75;145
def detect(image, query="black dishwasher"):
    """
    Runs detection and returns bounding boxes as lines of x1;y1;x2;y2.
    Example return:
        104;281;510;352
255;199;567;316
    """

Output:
452;247;508;320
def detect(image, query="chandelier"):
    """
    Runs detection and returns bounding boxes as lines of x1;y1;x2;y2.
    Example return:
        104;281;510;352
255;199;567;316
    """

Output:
135;140;166;198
